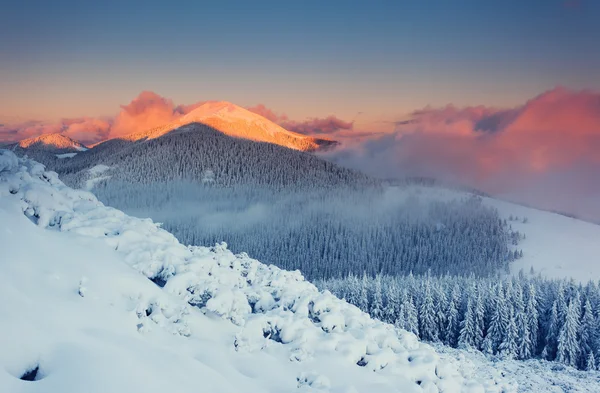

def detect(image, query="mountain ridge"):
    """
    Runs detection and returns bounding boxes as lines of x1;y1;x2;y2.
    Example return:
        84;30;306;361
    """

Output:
116;101;338;152
13;133;88;153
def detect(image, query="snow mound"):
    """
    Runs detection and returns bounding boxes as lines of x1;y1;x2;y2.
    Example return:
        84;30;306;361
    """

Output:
16;133;88;152
0;150;514;392
119;101;337;152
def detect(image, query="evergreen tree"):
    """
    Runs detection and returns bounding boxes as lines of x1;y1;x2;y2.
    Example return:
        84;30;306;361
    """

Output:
445;284;461;347
395;289;408;330
434;282;448;343
474;286;486;350
580;298;596;368
383;279;400;324
499;306;518;359
542;300;561;361
515;285;533;360
525;283;539;355
404;294;419;336
357;272;369;313
482;283;506;355
458;297;477;349
419;280;439;342
587;352;597;372
370;274;384;320
557;295;582;368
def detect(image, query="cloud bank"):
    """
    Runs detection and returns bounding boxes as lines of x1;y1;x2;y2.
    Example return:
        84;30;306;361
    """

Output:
325;87;600;222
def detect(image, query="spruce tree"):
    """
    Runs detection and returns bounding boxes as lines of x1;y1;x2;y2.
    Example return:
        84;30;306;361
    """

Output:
482;283;506;355
371;274;384;321
383;279;400;324
580;298;596;369
458;297;477;349
405;294;419;336
542;300;560;361
499;306;518;359
515;285;533;360
525;283;539;356
357;272;369;313
445;284;461;347
419;280;439;342
587;352;597;372
474;287;486;350
557;295;582;368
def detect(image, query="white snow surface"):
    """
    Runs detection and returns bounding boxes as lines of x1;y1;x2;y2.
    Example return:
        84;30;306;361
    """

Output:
0;150;514;393
397;185;600;283
84;164;111;190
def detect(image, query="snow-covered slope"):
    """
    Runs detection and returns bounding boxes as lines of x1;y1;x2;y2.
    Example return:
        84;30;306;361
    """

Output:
489;197;600;283
395;184;600;283
0;150;513;393
119;101;337;152
15;133;88;152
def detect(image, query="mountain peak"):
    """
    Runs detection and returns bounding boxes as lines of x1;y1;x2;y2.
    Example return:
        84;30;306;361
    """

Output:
17;133;88;152
120;101;338;152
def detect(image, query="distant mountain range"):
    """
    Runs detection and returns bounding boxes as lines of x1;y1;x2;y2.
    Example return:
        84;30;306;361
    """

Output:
12;101;338;154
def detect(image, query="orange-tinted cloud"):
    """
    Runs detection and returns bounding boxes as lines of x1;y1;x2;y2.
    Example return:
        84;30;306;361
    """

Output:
109;91;182;138
246;104;353;136
0;117;111;145
281;116;353;136
326;87;600;221
246;104;286;123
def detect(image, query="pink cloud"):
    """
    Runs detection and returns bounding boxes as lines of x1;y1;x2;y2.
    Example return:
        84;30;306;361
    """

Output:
281;116;353;136
0;117;111;145
246;104;353;136
326;87;600;222
109;91;182;138
246;104;286;123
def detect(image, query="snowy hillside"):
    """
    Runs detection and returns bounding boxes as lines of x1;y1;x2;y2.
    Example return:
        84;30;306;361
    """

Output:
14;133;88;153
486;197;600;283
398;185;600;283
0;150;515;393
119;101;337;152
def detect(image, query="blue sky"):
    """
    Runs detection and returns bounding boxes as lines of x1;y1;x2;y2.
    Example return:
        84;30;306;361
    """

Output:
1;0;599;124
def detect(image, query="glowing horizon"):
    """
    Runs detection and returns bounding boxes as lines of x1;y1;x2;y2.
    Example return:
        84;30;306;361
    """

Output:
2;0;599;127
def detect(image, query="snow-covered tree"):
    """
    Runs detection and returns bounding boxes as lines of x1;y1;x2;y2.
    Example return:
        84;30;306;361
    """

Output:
557;295;582;368
445;284;461;346
370;274;384;320
499;307;518;359
458;297;477;349
579;298;596;368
